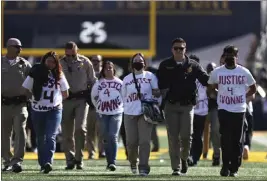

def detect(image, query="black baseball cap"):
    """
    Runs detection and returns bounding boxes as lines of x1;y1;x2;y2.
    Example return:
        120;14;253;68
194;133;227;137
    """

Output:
223;45;238;56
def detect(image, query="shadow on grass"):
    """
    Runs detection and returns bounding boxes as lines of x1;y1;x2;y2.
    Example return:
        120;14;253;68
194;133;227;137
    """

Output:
2;172;267;181
1;172;224;178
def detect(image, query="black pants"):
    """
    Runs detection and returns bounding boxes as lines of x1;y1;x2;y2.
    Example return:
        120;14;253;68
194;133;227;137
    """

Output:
218;109;245;172
190;114;206;163
244;111;253;148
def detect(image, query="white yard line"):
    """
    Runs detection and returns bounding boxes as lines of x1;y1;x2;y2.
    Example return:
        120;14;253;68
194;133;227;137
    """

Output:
253;136;267;147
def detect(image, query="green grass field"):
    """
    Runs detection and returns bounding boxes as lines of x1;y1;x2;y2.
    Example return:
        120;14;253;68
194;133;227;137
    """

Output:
2;127;267;181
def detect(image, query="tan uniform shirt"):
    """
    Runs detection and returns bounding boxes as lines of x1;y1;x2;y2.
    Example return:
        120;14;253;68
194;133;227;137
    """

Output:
1;56;32;97
60;54;96;93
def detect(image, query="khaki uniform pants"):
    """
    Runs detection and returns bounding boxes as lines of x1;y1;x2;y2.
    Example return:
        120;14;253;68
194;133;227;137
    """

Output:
151;125;159;149
208;108;221;158
124;114;153;170
165;102;194;170
86;109;104;155
62;99;89;164
1;104;28;167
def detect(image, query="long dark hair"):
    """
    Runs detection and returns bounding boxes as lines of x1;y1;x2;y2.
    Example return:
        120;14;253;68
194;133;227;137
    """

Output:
40;51;62;88
99;61;116;79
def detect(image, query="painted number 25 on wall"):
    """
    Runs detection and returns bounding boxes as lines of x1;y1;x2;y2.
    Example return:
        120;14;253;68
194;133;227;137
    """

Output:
79;21;107;44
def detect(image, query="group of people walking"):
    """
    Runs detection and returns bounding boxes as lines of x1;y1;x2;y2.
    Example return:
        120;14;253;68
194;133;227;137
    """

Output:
2;37;257;177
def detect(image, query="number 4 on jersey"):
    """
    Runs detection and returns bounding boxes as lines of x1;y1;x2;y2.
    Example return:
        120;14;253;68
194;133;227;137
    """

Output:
43;90;54;103
104;89;110;97
227;87;234;95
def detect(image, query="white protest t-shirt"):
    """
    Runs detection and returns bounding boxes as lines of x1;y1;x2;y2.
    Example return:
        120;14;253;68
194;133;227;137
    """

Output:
208;65;256;113
194;79;208;116
91;77;123;115
122;71;159;115
22;73;70;112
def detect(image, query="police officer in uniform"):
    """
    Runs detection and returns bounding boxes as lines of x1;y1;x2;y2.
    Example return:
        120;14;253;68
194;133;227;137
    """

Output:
60;42;96;169
157;38;209;175
86;55;105;159
1;38;32;172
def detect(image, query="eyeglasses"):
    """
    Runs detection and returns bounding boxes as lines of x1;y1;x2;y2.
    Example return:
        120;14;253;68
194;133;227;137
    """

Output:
173;46;185;51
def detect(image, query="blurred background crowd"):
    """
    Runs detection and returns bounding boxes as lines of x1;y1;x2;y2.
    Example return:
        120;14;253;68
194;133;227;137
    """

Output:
2;1;267;153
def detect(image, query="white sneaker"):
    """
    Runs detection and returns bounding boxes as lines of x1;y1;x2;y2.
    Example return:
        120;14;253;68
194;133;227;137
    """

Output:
130;165;137;174
108;164;116;171
243;145;249;160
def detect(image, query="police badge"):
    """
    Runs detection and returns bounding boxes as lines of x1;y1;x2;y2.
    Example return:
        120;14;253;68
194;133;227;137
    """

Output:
78;63;84;70
187;66;192;73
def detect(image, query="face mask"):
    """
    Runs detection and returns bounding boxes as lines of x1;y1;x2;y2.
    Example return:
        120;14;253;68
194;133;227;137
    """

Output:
224;57;235;67
132;62;144;71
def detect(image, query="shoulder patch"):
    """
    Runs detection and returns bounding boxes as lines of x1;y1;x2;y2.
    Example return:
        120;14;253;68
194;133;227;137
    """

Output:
78;54;89;62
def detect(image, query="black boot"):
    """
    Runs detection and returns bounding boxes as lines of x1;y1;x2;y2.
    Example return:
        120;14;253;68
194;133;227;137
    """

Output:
220;166;229;177
12;164;22;173
212;157;220;166
181;159;188;174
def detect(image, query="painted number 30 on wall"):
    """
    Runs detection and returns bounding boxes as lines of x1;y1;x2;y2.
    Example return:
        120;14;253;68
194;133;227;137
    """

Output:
79;21;107;44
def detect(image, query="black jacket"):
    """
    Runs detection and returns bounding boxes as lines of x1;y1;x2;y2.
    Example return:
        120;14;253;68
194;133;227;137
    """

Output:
157;56;209;105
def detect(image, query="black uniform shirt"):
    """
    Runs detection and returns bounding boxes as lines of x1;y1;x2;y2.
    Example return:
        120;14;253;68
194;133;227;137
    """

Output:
157;56;209;105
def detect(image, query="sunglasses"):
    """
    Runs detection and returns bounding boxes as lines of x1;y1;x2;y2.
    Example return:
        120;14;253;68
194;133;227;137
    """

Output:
66;54;76;58
92;59;101;63
12;45;21;49
173;46;185;51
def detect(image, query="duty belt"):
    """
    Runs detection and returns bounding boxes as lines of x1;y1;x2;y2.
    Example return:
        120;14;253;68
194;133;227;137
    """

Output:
2;95;27;105
168;99;193;105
